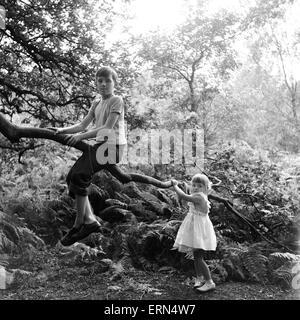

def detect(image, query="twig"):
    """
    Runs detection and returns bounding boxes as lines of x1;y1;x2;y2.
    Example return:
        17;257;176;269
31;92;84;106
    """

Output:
233;192;260;200
208;194;293;253
214;185;261;200
18;142;44;164
139;289;147;300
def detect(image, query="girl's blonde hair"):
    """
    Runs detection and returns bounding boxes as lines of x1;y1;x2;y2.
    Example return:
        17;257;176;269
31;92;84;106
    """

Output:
191;173;212;193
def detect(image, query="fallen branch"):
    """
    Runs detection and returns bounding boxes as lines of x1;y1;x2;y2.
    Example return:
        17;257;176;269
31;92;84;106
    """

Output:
208;194;293;252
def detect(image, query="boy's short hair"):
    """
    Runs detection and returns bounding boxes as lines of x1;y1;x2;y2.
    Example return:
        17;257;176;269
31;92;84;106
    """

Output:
95;66;118;83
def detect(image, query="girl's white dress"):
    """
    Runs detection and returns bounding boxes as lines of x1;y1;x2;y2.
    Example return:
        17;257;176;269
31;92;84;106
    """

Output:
173;192;217;253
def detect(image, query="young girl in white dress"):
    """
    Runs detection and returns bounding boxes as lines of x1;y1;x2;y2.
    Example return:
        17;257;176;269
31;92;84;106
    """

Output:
172;174;217;292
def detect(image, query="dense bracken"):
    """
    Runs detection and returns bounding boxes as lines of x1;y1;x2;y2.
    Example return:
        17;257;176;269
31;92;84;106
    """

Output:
1;143;299;292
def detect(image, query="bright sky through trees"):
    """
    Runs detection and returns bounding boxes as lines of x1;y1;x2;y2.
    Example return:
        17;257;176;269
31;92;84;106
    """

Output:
130;0;184;33
128;0;248;34
107;0;250;47
121;0;300;82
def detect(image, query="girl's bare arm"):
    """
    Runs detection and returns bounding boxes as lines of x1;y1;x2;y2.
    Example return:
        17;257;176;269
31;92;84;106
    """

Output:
173;185;203;204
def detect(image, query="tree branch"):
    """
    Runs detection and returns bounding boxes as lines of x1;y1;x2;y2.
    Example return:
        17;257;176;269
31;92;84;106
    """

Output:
18;142;44;165
208;194;293;252
0;113;173;189
157;63;191;83
0;111;89;150
0;77;92;108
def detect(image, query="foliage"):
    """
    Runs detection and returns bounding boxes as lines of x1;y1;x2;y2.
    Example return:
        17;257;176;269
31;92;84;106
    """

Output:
1;141;299;291
0;210;45;256
126;0;300;152
130;4;240;148
206;142;299;247
1;0;299;294
0;0;140;132
225;0;300;152
0;144;78;244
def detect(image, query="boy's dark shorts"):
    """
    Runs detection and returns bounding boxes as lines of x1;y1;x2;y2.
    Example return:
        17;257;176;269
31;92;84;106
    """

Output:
66;142;123;198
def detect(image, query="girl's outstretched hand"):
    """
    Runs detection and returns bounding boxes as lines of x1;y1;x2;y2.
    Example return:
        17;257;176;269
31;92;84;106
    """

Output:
171;179;179;186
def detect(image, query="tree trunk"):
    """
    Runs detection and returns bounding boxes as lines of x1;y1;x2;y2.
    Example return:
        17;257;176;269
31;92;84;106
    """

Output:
189;81;197;113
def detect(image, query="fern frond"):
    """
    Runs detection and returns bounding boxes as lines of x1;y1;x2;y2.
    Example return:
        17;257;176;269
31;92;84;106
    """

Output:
119;255;133;271
268;252;300;271
272;262;295;288
138;256;157;271
241;250;268;283
0;254;9;267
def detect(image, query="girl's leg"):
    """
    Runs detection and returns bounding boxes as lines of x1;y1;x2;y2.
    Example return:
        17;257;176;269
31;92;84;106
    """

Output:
193;250;203;279
194;250;215;292
193;250;212;281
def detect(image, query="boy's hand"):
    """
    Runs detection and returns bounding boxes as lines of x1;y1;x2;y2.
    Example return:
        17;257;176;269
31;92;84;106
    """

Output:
47;127;66;135
64;134;82;146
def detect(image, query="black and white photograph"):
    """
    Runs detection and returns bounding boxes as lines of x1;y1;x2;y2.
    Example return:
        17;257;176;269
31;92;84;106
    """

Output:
0;0;299;304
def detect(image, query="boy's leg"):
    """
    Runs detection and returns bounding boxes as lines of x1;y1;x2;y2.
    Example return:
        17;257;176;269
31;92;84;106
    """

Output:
67;197;100;243
74;195;97;227
62;146;102;245
61;195;100;246
83;196;98;224
60;196;85;245
74;195;91;228
107;165;172;188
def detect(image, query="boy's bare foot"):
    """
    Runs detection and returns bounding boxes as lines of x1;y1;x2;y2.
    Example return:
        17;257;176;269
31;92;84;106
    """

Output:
164;180;173;188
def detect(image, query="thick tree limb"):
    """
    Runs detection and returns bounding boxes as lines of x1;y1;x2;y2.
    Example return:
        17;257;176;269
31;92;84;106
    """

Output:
0;113;172;188
0;112;88;149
